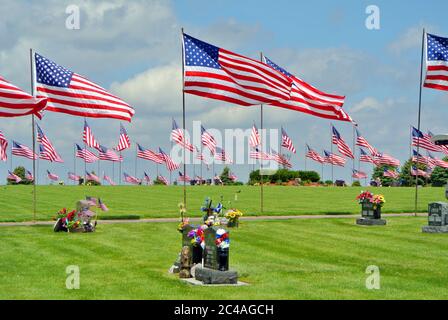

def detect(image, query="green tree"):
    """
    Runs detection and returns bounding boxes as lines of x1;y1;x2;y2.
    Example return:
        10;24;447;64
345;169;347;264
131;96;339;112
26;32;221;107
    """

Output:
7;166;33;185
372;164;396;187
399;159;428;186
430;157;448;186
220;166;233;185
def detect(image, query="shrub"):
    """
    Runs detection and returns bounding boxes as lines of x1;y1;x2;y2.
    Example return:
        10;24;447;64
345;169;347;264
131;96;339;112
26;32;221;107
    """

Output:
352;181;361;187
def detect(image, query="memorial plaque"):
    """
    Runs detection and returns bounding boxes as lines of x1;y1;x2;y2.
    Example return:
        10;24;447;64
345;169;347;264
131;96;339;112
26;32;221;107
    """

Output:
204;227;219;270
182;225;194;247
361;201;375;218
428;202;448;226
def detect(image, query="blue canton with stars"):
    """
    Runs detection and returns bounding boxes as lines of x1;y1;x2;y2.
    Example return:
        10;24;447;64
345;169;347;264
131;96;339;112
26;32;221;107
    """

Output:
183;34;221;69
35;53;73;87
427;33;448;62
264;57;292;77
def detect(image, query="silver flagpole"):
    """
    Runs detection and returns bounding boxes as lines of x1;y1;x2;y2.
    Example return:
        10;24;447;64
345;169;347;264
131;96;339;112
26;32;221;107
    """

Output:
181;28;187;211
260;52;264;214
30;48;37;222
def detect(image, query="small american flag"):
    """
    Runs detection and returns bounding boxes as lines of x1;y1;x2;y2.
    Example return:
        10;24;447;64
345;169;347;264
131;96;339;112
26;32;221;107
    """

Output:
183;33;292;106
7;170;22;183
214;147;233;163
374;152;400;167
98;145;122;162
12;141;38;160
25;170;34;181
424;33;448;92
270;149;292;168
355;129;377;155
37;124;63;162
137;144;163;164
352;169;367;179
68;172;80;181
383;168;399;179
39;144;52;161
0;131;7;162
86;196;98;206
34;53;134;121
250;147;271;160
143;172;151;184
75;143;98;163
332;126;354;159
412;150;429;165
178;171;191;182
324;150;346;166
47;170;59;181
411;166;430;178
305;144;325;164
157;175;169;185
171;119;194;152
249;123;260;148
359;148;377;165
0;75;46;118
124;172;141;185
114;123;131;151
228;172;238;181
158;147;179;171
103;173;116;185
281;128;296;154
85;171;100;183
83;120;100;150
201;125;217;155
98;198;109;212
195;146;205;161
411;127;443;152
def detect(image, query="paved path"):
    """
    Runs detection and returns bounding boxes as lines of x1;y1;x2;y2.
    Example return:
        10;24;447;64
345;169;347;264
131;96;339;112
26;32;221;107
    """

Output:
0;212;427;227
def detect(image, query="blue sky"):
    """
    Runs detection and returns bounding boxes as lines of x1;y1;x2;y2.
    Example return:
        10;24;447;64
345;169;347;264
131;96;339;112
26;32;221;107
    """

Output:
1;0;448;186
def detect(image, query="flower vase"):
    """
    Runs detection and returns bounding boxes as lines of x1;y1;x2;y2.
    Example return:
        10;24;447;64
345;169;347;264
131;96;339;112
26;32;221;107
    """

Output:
227;220;239;228
217;247;229;271
373;206;381;219
192;245;203;264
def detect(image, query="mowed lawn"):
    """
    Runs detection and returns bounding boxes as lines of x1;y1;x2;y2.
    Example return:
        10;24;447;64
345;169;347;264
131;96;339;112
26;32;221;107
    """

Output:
0;185;445;222
1;217;448;299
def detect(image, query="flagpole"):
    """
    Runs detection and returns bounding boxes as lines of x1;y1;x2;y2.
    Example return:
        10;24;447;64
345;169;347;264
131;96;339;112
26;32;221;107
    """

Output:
409;124;413;187
352;124;356;185
330;123;334;184
414;28;425;216
83;119;87;186
73;143;76;185
134;143;138;178
30;48;37;223
260;52;264;215
304;145;307;171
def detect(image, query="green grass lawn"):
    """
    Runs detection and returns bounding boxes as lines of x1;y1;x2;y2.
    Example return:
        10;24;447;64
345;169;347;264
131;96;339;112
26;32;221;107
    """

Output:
0;185;445;222
1;216;447;299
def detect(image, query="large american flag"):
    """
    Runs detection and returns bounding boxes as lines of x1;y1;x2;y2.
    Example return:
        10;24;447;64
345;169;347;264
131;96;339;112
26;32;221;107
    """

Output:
178;171;191;182
47;170;59;181
270;149;292;168
7;170;22;183
137;144;163;164
25;170;34;181
183;33;292;106
332;126;354;159
36;123;63;162
171;119;194;152
383;168;399;179
98;145;123;162
159;147;180;171
157;175;169;185
281;127;296;154
75;143;98;163
411;127;443;152
0;131;8;162
412;150;429;165
85;171;100;183
352;169;367;179
83;120;100;150
34;53;134;121
427;152;448;168
305;144;325;164
249;123;260;148
424;33;448;92
68;172;80;181
0;75;47;118
115;123;131;151
103;173;116;185
12;141;37;160
324;150;346;166
355;129;377;155
39;144;53;161
411;166;430;178
264;57;352;122
201;125;217;155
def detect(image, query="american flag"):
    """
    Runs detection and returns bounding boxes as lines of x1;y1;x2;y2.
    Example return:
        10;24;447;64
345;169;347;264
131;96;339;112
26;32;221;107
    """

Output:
427;152;448;168
214;146;233;163
85;171;100;183
7;170;22;183
281;127;296;154
25;170;34;181
359;148;377;164
201;125;217;155
411;127;443;152
39;144;52;161
68;172;80;181
352;169;367;179
86;196;98;206
157;175;169;185
114;123;131;151
0;131;8;162
249;123;260;148
83;120;100;150
98;145;123;162
412;150;429;165
374;152;400;167
355;129;377;155
183;33;292;106
0;75;47;118
332;126;354;159
411;166;430;178
270;149;292;168
36;123;63;162
250;147;271;160
178;171;191;182
47;170;59;181
383;168;400;179
158;147;180;171
428;130;448;155
195;146;206;161
171;119;194;152
12;141;38;160
424;33;448;92
34;53;134;121
229;171;238;181
214;174;223;185
137;144;163;164
305;144;325;164
264;57;351;122
98;198;109;212
324;150;346;166
143;172;151;184
103;173;116;185
123;172;141;185
75;143;98;163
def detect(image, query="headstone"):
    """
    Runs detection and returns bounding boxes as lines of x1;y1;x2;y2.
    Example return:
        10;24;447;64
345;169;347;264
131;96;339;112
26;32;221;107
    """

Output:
423;202;448;233
181;225;203;264
357;201;386;225
194;265;238;284
204;227;229;271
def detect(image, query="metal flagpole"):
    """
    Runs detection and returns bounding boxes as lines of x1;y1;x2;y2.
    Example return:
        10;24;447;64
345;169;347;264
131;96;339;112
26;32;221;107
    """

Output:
112;161;115;184
352;124;356;185
83;119;87;185
330;124;334;184
414;28;425;216
181;28;187;212
259;52;264;214
30;48;37;222
409;124;413;186
134;143;138;177
304;145;307;171
73;144;76;185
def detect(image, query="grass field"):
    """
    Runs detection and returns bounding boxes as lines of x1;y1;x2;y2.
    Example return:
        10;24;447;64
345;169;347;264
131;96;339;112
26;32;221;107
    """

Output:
1;216;448;299
0;185;445;222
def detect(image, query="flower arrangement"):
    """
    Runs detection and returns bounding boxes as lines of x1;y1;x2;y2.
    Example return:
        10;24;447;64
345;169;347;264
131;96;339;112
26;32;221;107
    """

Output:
356;191;386;209
215;228;229;249
372;194;386;208
356;191;373;203
177;218;190;233
54;208;81;231
225;209;243;223
187;226;205;247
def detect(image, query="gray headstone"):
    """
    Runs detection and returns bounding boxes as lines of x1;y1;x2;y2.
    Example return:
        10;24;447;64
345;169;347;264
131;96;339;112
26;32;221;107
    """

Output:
194;266;238;284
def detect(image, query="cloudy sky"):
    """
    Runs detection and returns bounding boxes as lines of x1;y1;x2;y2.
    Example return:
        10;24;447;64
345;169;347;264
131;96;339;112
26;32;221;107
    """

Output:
1;0;448;184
